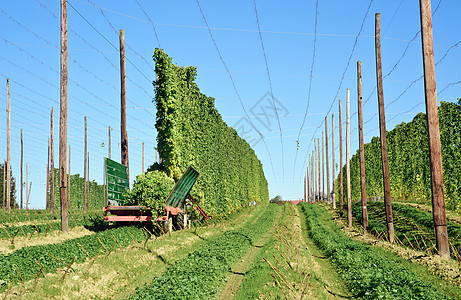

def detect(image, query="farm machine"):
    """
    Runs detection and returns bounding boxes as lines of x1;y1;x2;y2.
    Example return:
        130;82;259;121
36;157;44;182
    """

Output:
103;158;211;232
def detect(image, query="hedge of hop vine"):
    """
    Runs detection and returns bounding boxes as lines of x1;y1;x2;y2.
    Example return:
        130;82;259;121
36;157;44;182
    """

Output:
336;100;461;212
153;49;269;215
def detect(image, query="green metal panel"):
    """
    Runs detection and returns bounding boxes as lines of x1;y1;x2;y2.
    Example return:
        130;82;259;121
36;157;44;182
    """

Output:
105;158;129;206
165;166;199;208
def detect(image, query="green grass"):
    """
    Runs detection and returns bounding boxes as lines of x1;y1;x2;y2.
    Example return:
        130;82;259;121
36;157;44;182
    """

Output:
300;203;461;299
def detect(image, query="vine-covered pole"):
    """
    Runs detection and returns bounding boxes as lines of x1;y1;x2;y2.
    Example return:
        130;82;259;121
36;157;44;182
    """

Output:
120;29;130;183
375;13;394;243
332;114;336;209
346;89;352;227
322;132;325;201
103;158;106;207
304;173;306;202
26;163;28;209
311;153;314;202
6;78;11;212
339;99;344;216
419;0;449;259
2;158;5;208
357;61;368;229
307;166;309;202
20;129;23;209
87;152;90;210
84;116;87;213
325;116;330;204
46;138;50;209
314;140;317;201
60;0;69;232
142;142;145;174
50;107;54;213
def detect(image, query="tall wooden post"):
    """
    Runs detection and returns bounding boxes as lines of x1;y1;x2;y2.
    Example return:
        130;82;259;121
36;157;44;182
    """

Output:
26;163;28;210
120;29;130;183
6;79;11;212
307;166;309;202
50;107;54;213
108;126;111;159
46;138;50;210
84;116;87;213
20;129;23;209
322;132;325;201
142;142;145;174
339;99;344;216
313;138;319;202
68;145;71;209
375;13;394;243
87;152;90;210
60;0;69;232
419;0;449;259
346;89;352;227
103;158;106;207
311;153;315;202
2;159;5;208
357;61;369;229
318;138;321;201
325;117;330;204
332;114;336;209
304;174;306;202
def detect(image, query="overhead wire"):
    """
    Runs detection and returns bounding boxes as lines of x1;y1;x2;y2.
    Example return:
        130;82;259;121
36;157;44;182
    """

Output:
252;0;285;181
194;0;277;181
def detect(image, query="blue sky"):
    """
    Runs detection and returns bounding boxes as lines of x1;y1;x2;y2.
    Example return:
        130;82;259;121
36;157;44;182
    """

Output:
1;0;460;208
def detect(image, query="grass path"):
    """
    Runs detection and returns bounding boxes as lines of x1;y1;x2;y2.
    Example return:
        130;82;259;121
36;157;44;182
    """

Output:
1;205;265;300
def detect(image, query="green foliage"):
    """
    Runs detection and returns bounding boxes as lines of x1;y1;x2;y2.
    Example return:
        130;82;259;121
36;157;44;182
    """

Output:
0;225;146;292
153;49;269;216
129;204;279;299
336;100;461;212
124;171;175;213
299;203;454;299
0;211;102;240
0;161;17;209
52;168;104;210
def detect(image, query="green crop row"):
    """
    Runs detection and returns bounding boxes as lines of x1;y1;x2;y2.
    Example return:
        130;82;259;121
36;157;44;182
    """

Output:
0;225;147;292
0;211;104;240
350;202;461;256
0;208;102;224
152;49;269;216
335;100;461;213
129;204;279;299
299;203;454;299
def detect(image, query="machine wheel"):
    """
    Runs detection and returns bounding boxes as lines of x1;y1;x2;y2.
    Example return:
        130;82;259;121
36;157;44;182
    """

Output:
163;217;173;234
176;213;187;229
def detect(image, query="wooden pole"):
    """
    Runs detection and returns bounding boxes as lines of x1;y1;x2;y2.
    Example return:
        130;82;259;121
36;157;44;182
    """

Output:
332;114;336;209
87;152;90;210
142;142;145;174
68;145;70;209
60;0;69;232
375;13;394;243
419;0;449;259
304;174;306;202
84;116;87;213
322;132;325;201
6;78;11;212
120;29;129;183
50;107;54;213
339;99;344;216
306;166;309;202
108;126;111;159
3;159;5;209
357;61;369;229
325;116;330;204
46;138;50;210
20;129;23;209
346;88;352;227
103;158;106;207
26;163;28;210
318;138;321;201
314;141;317;201
26;182;32;210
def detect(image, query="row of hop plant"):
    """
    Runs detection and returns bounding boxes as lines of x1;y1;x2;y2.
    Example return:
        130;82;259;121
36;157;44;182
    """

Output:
299;203;452;299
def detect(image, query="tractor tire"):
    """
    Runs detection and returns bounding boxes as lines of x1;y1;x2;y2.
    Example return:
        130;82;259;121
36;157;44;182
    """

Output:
176;213;187;230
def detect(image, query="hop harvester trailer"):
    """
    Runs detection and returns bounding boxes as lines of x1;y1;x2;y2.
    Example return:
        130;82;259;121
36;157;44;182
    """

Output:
103;158;211;232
